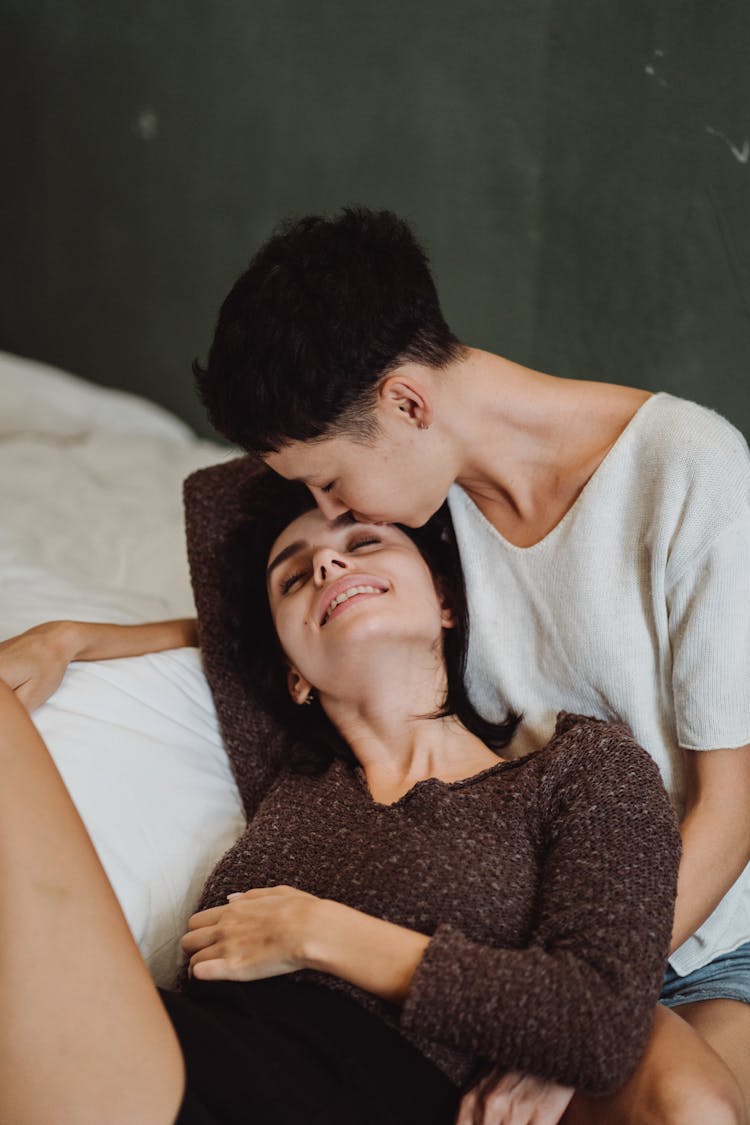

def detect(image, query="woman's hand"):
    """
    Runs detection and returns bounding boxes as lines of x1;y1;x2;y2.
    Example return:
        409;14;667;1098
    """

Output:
181;885;324;982
0;621;78;711
0;618;198;713
184;889;431;1003
456;1071;575;1125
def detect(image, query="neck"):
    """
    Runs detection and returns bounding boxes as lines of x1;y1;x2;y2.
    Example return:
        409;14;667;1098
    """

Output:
317;646;487;784
447;350;576;491
441;348;647;525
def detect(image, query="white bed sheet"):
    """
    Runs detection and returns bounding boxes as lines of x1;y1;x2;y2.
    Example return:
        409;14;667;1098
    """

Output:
0;351;245;985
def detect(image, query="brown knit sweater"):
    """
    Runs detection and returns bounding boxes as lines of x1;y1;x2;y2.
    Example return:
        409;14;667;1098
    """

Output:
182;459;681;1096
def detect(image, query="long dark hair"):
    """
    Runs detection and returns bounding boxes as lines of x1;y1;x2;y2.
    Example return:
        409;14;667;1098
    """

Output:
226;471;519;773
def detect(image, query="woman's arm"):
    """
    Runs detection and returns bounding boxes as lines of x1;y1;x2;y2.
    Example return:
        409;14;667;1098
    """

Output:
0;618;197;710
665;506;750;950
671;742;750;952
62;618;198;660
306;900;429;1003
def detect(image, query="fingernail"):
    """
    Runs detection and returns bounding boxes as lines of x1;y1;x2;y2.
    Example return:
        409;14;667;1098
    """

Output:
227;893;242;901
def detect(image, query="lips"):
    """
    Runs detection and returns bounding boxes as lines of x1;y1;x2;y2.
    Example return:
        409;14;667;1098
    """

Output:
318;575;389;626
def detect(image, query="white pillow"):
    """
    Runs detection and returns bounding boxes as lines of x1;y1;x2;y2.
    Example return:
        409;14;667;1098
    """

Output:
32;647;245;986
0;350;194;443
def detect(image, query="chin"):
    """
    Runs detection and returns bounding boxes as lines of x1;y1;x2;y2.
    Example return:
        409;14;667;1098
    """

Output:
374;504;427;528
328;606;390;637
403;503;442;529
331;611;433;653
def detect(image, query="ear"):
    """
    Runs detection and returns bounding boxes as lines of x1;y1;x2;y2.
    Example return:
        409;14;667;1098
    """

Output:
287;666;314;706
440;602;457;630
440;607;458;634
378;373;433;430
433;577;457;630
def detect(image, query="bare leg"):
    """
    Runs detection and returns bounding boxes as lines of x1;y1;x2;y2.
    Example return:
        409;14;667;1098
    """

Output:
0;681;185;1125
677;999;750;1121
561;1003;745;1125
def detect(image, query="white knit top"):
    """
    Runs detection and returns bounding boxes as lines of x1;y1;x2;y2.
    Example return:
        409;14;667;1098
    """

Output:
448;392;750;975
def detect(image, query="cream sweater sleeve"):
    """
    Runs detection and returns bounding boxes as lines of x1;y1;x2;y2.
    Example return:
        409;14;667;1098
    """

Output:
668;516;750;751
664;415;750;752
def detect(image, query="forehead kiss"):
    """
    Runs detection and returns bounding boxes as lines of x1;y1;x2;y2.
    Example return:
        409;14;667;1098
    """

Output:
265;439;381;523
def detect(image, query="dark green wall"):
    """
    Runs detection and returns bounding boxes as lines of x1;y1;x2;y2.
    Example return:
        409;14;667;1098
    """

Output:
2;1;748;439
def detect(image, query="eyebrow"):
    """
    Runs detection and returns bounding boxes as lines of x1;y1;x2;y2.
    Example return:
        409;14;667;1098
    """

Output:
266;511;357;580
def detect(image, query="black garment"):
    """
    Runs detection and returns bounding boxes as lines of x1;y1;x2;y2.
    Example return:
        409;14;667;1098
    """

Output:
160;977;460;1125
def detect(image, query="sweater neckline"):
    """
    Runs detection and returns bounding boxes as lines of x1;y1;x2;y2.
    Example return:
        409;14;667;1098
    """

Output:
351;755;523;810
451;392;665;555
344;714;592;808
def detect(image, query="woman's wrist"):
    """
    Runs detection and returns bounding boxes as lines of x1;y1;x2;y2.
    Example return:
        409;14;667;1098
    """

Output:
27;620;87;662
300;897;345;972
302;898;430;1005
61;618;198;662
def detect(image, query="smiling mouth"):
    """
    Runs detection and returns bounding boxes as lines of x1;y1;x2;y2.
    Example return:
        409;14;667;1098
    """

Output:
322;586;386;626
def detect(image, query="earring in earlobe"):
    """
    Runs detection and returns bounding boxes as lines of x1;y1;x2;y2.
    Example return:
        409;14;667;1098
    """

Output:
303;692;315;706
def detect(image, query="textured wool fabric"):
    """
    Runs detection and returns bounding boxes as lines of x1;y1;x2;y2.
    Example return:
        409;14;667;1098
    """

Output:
189;716;679;1094
184;457;288;819
446;393;750;976
183;463;681;1095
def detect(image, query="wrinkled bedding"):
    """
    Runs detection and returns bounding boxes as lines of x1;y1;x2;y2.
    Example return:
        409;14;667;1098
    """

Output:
0;352;245;984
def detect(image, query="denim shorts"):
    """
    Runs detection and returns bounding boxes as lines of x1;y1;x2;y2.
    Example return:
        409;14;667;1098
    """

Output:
660;940;750;1008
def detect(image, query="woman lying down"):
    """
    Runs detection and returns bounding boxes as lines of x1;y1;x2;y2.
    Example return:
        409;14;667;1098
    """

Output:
0;475;680;1125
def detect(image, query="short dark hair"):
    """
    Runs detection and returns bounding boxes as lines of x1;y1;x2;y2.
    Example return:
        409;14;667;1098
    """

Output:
227;471;519;775
194;208;466;453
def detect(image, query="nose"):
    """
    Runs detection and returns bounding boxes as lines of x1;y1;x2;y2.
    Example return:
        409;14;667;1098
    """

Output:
312;545;349;586
310;487;349;520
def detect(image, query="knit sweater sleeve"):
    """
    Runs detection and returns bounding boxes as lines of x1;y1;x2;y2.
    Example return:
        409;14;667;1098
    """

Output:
400;716;681;1095
183;458;290;819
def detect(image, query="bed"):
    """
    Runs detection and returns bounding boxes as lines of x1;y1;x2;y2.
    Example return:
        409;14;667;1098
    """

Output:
0;351;246;985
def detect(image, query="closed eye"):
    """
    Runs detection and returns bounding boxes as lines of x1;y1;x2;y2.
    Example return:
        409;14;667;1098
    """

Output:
348;536;380;551
279;536;381;594
280;569;308;594
321;482;335;494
